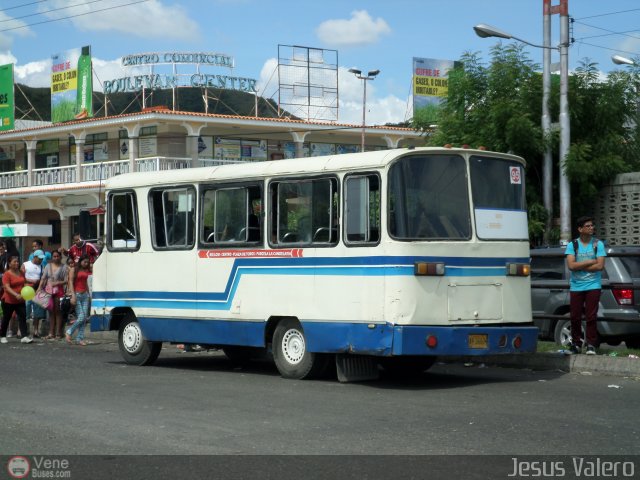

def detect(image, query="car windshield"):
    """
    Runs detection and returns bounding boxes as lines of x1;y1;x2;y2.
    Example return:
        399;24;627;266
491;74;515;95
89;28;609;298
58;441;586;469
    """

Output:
620;256;640;278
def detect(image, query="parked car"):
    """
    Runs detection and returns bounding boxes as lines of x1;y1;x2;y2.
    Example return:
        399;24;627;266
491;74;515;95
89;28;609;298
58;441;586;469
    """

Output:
530;245;640;348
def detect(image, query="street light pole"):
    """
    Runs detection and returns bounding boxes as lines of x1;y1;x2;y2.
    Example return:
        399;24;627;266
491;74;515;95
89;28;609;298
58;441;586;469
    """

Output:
542;1;553;243
349;68;380;152
558;2;571;244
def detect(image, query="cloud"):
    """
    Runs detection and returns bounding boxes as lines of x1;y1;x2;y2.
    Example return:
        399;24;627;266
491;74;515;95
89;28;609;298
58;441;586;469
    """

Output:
0;11;33;52
339;67;407;124
37;0;201;41
257;59;406;124
614;37;640;62
14;59;50;87
10;54;149;91
316;10;391;48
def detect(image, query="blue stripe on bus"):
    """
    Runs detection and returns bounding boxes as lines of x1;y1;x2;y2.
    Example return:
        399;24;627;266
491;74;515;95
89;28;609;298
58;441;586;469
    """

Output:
93;254;527;309
96;316;537;356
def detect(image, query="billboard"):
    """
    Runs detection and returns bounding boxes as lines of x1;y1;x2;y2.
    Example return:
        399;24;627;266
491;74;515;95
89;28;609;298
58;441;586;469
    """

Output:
0;64;15;131
51;45;93;123
412;57;458;121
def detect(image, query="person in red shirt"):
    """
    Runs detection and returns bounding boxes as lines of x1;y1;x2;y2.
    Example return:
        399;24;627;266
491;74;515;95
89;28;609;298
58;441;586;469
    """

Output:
0;256;32;344
65;255;92;345
60;233;100;265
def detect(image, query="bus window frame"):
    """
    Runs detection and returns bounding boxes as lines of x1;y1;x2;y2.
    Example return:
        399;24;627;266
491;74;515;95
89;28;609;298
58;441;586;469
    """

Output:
148;185;197;251
267;174;340;249
343;171;381;247
106;189;141;252
198;180;264;249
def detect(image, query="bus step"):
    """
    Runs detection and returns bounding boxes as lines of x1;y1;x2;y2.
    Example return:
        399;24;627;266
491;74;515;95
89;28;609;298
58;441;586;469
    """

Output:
335;354;379;383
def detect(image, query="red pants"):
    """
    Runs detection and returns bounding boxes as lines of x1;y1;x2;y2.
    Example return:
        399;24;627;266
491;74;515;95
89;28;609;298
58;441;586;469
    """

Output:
569;289;601;347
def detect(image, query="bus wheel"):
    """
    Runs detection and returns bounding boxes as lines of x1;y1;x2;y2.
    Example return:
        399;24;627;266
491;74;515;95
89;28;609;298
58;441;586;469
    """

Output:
273;319;328;379
118;315;162;366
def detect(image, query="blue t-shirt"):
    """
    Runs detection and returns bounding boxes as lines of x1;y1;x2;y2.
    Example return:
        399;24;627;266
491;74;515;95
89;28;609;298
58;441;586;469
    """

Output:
565;239;606;291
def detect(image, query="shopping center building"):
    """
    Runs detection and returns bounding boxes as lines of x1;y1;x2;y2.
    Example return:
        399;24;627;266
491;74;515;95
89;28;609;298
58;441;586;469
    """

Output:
0;109;423;256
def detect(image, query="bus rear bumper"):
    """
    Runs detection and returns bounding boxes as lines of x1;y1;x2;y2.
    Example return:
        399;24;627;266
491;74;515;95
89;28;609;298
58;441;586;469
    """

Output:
390;325;538;356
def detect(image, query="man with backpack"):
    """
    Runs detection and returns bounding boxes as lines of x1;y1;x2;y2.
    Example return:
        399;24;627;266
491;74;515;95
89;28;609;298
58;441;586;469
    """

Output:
564;216;607;355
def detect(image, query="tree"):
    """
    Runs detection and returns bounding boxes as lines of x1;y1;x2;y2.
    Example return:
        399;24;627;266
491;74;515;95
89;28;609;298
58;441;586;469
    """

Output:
413;44;640;244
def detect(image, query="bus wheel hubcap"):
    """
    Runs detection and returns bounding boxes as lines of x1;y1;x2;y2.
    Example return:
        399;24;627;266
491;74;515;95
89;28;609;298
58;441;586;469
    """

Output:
282;329;305;364
122;322;142;354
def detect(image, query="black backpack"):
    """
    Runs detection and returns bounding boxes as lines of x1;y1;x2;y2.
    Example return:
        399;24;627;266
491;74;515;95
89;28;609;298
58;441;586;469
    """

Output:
572;238;599;256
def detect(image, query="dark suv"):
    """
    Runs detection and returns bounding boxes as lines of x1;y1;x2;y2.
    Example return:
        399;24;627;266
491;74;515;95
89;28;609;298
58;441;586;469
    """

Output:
530;245;640;348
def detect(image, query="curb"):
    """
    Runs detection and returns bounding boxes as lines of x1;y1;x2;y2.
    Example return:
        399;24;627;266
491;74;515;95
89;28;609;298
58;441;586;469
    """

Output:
448;353;640;377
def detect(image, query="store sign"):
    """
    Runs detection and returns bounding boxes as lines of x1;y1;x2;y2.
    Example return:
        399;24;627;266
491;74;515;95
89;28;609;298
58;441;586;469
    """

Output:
104;51;257;94
50;46;93;122
122;52;234;67
0;63;15;131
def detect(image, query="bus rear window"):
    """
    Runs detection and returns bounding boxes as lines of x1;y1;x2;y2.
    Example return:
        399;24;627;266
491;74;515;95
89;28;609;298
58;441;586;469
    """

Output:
470;155;528;240
388;154;470;240
470;156;525;210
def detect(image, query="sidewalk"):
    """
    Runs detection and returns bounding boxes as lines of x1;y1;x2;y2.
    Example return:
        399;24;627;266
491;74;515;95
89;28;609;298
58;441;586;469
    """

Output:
448;352;640;377
81;329;640;377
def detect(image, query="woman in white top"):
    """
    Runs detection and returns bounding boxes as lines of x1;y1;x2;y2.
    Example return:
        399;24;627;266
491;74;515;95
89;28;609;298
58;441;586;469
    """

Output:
21;250;45;338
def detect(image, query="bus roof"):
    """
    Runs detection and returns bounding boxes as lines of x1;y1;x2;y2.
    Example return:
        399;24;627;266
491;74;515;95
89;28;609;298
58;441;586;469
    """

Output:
105;147;526;190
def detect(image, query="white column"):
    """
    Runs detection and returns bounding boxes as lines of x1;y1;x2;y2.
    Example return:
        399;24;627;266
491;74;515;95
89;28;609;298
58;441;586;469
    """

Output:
75;139;84;182
188;136;199;167
129;137;138;172
26;140;37;187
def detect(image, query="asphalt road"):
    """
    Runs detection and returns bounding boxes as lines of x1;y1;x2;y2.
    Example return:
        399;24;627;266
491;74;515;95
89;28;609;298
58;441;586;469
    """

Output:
1;337;638;456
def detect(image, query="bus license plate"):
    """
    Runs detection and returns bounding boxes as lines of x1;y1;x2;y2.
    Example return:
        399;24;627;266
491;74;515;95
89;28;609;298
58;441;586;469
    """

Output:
468;334;488;349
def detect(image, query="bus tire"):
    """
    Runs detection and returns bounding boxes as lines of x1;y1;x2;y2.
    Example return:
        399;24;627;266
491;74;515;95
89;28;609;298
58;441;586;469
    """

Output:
272;318;328;379
118;315;162;366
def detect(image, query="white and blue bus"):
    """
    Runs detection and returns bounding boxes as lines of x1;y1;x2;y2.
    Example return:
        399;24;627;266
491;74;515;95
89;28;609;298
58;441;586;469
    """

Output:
90;147;537;381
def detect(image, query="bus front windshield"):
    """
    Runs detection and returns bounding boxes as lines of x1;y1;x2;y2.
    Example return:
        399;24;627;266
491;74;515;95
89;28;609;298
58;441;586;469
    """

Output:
388;154;471;240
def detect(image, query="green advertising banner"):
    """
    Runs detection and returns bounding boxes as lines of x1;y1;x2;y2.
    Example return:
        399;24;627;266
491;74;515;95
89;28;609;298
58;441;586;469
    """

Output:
51;45;93;123
0;64;15;131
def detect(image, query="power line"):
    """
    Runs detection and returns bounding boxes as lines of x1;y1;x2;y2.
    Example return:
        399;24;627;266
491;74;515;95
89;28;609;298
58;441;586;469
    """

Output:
575;8;640;21
0;0;103;24
573;20;640;41
575;40;639;57
0;0;150;33
0;1;48;13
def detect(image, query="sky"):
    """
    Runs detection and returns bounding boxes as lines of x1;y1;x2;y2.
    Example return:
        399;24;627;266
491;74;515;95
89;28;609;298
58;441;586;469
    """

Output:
1;0;639;125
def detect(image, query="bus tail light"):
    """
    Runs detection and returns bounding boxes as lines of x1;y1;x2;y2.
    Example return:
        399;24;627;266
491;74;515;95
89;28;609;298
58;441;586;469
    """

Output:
506;263;530;276
414;262;445;276
512;335;522;349
426;335;438;349
612;288;634;305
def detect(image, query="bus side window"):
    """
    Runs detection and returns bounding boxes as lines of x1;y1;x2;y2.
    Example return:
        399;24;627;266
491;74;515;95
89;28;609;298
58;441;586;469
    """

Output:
345;174;380;245
271;178;338;247
200;184;263;246
149;187;196;250
109;191;138;250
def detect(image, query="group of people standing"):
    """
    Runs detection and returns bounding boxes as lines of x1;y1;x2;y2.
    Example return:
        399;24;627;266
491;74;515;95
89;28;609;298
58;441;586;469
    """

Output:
0;234;99;346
